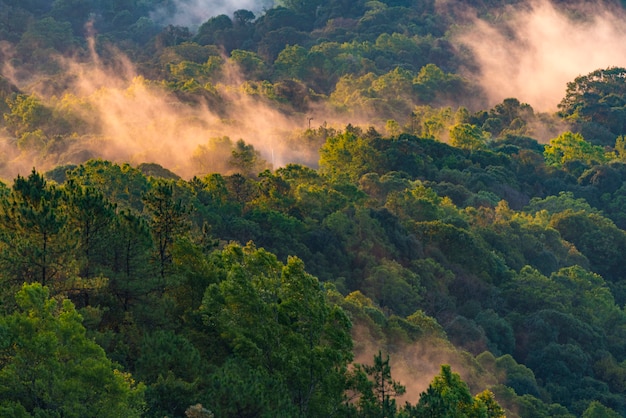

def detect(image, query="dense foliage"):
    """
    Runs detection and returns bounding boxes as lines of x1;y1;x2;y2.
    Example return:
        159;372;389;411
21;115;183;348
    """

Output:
3;0;626;417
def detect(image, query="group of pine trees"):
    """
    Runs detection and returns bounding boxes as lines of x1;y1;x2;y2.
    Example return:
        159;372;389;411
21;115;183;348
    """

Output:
3;0;626;417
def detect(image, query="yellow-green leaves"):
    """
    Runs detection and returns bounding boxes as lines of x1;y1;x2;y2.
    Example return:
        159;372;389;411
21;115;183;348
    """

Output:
449;123;489;151
543;131;608;167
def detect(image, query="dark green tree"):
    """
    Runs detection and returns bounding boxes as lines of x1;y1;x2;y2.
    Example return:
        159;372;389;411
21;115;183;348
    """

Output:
135;330;203;417
0;169;72;290
0;283;145;416
63;180;116;280
65;160;149;212
107;209;154;313
200;243;353;416
50;0;93;34
357;351;406;417
558;67;626;144
142;180;190;289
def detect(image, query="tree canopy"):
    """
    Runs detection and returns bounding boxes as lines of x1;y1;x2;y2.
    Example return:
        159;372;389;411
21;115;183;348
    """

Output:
1;0;626;416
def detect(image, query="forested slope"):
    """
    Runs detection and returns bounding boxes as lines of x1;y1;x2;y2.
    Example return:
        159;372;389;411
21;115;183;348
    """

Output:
2;0;626;417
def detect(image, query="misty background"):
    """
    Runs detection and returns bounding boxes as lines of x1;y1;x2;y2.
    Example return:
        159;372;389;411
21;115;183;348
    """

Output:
150;0;276;27
2;0;626;179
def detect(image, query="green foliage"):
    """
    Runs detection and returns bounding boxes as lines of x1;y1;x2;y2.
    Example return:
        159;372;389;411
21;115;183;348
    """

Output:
204;358;296;417
229;49;267;80
65;160;149;212
491;354;540;398
558;67;626;144
200;243;354;416
355;350;406;417
278;0;324;14
319;127;378;182
2;94;74;150
18;16;76;54
363;259;422;316
230;139;271;177
62;179;116;280
449;123;489;151
142;179;191;285
615;135;626;161
105;208;155;313
582;401;621;418
414;64;467;104
549;210;626;285
0;169;73;291
544;131;608;168
481;98;535;138
0;283;145;416
136;330;203;416
5;2;626;416
410;364;504;417
411;106;455;139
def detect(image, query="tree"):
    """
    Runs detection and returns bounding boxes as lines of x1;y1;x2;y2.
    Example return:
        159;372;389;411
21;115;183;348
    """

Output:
17;16;76;54
65;160;149;212
471;390;506;418
357;351;406;417
277;0;324;14
229;139;270;177
3;94;56;147
449;123;488;151
550;210;626;284
107;209;155;313
224;173;258;211
273;44;310;80
229;49;267;80
50;0;93;34
411;364;472;417
194;14;235;50
142;180;190;288
0;169;73;290
558;67;626;143
252;169;294;212
543;131;608;168
63;180;116;280
0;283;145;416
411;106;454;139
582;401;621;418
409;365;504;417
482;98;534;138
414;64;465;105
205;358;296;417
191;136;234;176
319;128;378;182
362;259;422;317
200;243;353;416
233;9;255;26
135;330;203;417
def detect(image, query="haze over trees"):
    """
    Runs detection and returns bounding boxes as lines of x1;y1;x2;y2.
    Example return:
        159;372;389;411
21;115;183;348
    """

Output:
2;0;626;416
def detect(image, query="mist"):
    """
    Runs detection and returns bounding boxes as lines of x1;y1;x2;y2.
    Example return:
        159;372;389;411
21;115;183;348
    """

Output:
0;40;326;180
150;0;276;28
455;0;626;111
351;324;495;407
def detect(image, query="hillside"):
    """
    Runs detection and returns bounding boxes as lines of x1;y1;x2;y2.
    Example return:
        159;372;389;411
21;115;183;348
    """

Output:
2;0;626;417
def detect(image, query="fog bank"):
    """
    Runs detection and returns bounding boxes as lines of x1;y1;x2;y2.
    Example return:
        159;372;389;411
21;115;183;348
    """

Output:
456;0;626;111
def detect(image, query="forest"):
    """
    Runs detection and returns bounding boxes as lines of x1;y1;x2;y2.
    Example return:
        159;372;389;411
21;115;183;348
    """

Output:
3;0;626;417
